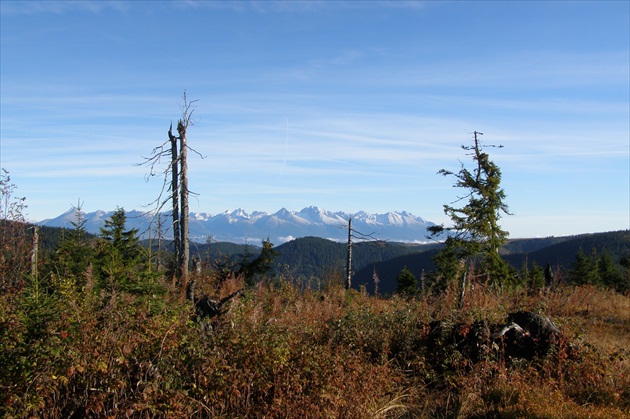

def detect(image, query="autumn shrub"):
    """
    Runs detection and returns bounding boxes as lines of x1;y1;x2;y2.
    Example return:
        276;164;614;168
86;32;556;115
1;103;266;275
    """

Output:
0;170;31;296
2;260;629;418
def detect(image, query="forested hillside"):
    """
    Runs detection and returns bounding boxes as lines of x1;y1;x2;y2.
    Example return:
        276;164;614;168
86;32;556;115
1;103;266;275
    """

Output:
34;224;629;295
352;230;629;296
503;230;629;269
271;237;436;284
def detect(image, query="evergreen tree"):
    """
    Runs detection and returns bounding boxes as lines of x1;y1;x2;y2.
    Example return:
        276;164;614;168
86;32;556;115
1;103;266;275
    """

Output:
396;267;418;296
240;238;278;287
99;207;141;264
528;260;545;290
619;254;630;294
95;207;154;294
428;131;512;285
47;202;94;288
569;247;599;285
597;250;622;289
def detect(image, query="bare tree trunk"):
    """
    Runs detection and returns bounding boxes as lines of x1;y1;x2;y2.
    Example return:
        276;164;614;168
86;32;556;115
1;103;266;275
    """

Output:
372;267;379;296
168;124;181;281
155;213;164;272
459;268;468;310
31;226;38;280
140;92;198;293
178;120;189;290
346;218;352;290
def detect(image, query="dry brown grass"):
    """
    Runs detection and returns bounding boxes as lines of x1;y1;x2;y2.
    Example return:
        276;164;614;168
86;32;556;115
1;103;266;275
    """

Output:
2;269;628;418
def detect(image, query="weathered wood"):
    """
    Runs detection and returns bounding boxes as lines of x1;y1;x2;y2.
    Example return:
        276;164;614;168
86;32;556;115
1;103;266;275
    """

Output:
178;119;189;290
458;267;467;309
424;311;562;363
30;226;38;279
187;279;243;319
496;311;562;359
346;218;352;290
168;123;181;280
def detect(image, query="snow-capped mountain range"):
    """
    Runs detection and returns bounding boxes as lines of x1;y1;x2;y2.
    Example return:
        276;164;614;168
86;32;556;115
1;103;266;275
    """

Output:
37;206;436;244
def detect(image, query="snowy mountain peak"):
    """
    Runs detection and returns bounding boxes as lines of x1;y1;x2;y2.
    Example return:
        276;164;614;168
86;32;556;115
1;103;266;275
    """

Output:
274;207;292;218
228;208;250;219
297;206;341;224
38;206;436;244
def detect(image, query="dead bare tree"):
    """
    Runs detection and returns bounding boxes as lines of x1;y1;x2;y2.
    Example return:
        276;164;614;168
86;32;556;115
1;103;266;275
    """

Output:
177;95;194;291
344;218;380;290
140;91;202;292
168;123;181;278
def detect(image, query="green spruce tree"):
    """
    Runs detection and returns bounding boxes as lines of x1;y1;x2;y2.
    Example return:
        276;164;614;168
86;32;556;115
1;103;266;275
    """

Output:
240;238;278;287
618;254;630;294
95;207;155;294
428;131;512;286
569;248;599;285
99;208;142;262
396;267;418;296
528;260;545;290
597;250;622;289
47;202;94;289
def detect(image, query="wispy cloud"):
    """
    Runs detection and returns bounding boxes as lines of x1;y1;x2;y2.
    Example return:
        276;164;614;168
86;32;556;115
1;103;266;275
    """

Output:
291;50;629;90
174;0;428;14
1;1;129;16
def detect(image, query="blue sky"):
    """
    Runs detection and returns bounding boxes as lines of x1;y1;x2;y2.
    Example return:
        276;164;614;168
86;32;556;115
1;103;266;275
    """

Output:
1;0;628;239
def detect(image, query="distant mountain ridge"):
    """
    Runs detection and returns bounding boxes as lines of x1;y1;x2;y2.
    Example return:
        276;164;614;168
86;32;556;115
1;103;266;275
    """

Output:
37;206;437;244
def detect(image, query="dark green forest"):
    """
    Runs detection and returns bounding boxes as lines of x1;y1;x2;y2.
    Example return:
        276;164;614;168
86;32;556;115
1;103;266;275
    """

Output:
21;223;630;296
6;204;628;304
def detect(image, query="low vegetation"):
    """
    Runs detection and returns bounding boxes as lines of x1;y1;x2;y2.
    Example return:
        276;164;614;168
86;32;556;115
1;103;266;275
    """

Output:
1;243;629;417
